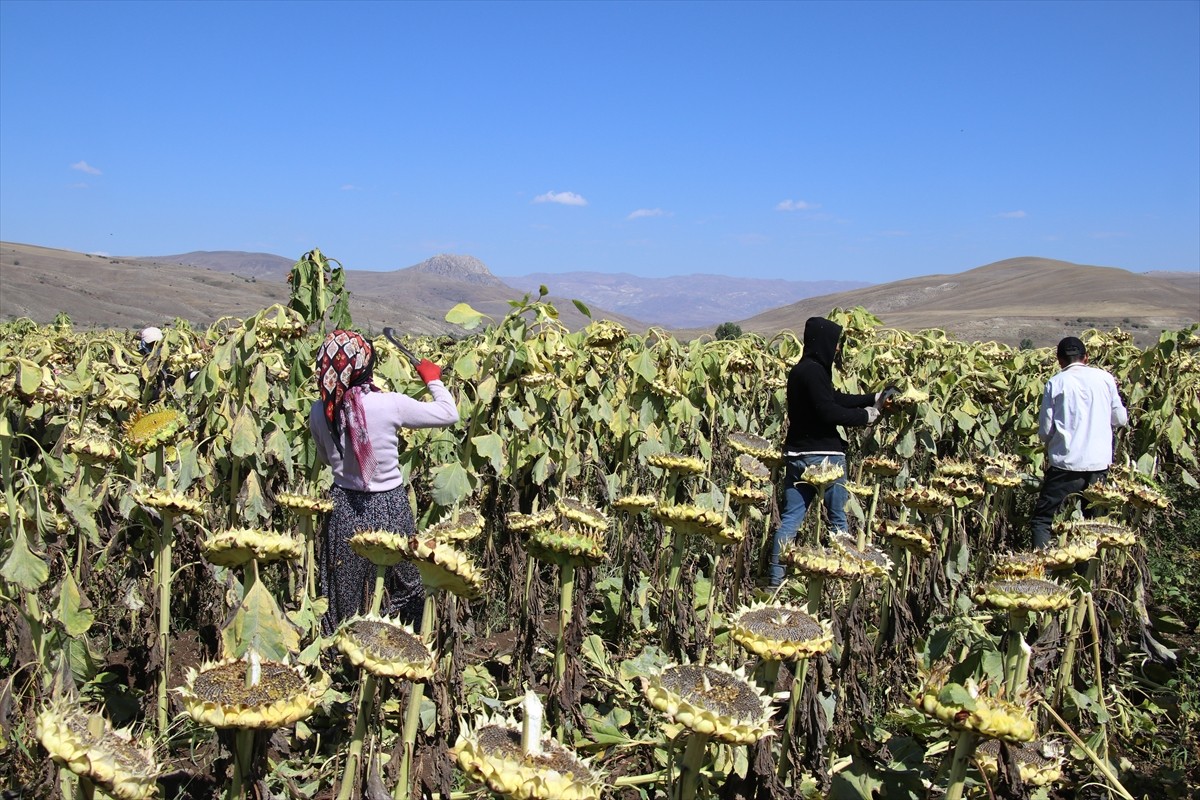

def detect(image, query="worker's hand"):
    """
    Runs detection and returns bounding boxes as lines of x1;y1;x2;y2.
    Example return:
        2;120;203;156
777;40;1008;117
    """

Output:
415;359;442;384
865;406;881;425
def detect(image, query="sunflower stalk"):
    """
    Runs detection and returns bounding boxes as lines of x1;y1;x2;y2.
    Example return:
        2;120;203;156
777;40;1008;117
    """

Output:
395;593;439;800
673;731;711;800
1004;609;1031;697
153;443;173;736
944;729;978;800
775;658;809;782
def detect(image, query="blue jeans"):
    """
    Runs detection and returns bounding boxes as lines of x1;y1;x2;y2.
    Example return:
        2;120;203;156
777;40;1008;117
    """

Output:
768;453;849;587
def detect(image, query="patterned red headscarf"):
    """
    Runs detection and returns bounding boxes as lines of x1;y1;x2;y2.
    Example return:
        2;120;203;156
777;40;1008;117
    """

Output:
316;330;379;483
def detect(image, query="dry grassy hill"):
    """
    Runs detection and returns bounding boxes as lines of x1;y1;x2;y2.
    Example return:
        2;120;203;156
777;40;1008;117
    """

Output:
0;243;643;336
726;257;1198;348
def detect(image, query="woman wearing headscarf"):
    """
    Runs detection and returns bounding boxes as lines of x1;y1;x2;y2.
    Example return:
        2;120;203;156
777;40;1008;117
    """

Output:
308;329;459;635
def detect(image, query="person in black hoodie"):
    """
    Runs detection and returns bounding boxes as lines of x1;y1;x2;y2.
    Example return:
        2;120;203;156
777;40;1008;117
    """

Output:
765;316;892;587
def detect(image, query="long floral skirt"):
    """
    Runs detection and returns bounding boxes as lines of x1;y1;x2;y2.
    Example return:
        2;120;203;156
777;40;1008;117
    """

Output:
319;484;425;635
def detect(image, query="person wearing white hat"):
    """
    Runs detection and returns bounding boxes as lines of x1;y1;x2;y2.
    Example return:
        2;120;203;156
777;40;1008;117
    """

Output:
138;326;163;356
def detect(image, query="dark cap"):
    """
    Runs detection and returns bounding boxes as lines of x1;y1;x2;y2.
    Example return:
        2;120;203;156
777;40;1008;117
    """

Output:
1057;336;1086;360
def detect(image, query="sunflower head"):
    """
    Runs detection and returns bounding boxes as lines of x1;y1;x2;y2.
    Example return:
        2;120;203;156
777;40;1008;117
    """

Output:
426;508;485;542
861;455;903;477
729;602;834;661
800;458;844;487
973;578;1073;613
177;655;329;729
202;528;302;568
335;614;436;679
123;407;186;455
131;487;205;518
611;494;658;515
642;662;774;745
452;713;605;800
727;431;779;465
914;674;1037;742
877;521;933;556
37;700;160;800
976;739;1065;786
392;535;485;598
647;452;707;477
276;491;334;516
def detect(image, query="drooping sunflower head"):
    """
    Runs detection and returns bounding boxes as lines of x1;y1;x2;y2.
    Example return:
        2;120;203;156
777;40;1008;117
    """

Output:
391;535;485;598
914;675;1037;743
973;578;1073;613
877;521;933;556
131;487;205;518
935;459;976;478
452;713;606;800
734;453;772;484
555;498;609;533
1037;537;1099;570
584;319;628;350
527;525;607;568
335;614;436;680
931;475;986;502
726;483;771;508
276;491;334;516
781;542;867;580
647;452;707;477
861;455;903;477
123;407;186;455
426;508;485;542
611;494;658;515
976;738;1065;786
506;509;558;534
37;700;160;800
350;529;411;567
844;481;876;499
730;602;834;661
989;551;1046;581
202;528;302;568
981;462;1023;488
800;458;844;487
895;485;955;514
651;503;727;540
727;431;779;465
66;435;122;463
1056;518;1136;550
177;655;329;730
831;532;893;578
643;662;774;745
1080;482;1127;508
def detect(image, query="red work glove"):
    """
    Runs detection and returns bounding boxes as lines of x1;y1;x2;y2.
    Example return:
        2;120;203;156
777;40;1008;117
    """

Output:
415;359;442;384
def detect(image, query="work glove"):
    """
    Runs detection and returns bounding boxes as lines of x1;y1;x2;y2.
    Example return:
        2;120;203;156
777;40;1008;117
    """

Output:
865;406;881;425
415;359;442;384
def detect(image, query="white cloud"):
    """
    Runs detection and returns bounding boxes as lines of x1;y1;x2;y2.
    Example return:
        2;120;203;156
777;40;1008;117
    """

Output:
341;184;357;191
71;160;101;175
997;210;1027;219
533;190;588;206
627;208;666;220
776;199;820;212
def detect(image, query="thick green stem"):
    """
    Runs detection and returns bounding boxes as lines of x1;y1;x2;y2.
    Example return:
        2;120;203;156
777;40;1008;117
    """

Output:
944;730;978;800
370;563;386;615
1086;592;1110;760
394;681;426;800
666;531;687;594
228;728;255;800
555;562;576;687
336;672;378;800
674;732;711;800
156;509;174;736
1055;592;1089;704
806;576;824;616
776;658;809;782
1004;609;1031;697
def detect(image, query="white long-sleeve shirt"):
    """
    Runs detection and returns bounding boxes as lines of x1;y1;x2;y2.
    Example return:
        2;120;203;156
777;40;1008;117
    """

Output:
308;381;459;492
1038;362;1128;471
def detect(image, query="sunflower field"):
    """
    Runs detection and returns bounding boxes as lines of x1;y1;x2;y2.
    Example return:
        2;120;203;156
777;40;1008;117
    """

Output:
2;249;1198;800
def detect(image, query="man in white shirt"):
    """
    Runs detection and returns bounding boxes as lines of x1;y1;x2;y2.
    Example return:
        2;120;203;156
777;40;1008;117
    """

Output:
1030;336;1129;549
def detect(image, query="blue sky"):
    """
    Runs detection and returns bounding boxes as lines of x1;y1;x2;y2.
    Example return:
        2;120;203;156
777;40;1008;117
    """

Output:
1;0;1197;284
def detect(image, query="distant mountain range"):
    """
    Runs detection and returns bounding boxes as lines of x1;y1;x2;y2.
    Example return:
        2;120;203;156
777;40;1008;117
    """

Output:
1;242;1195;346
141;250;870;329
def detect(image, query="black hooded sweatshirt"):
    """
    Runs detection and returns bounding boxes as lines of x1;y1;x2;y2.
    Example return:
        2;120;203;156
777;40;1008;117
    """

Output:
781;317;876;454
